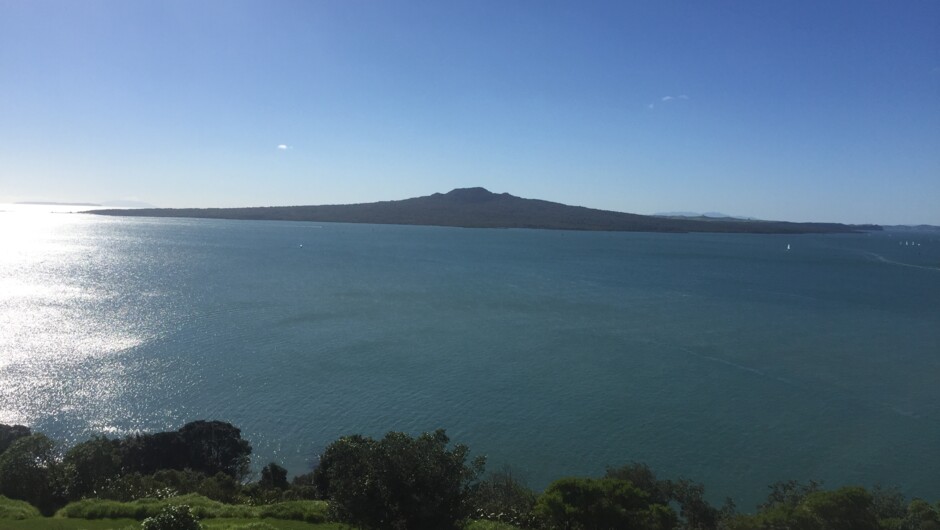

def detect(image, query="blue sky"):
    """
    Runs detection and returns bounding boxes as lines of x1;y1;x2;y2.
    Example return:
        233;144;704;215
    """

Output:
1;1;938;224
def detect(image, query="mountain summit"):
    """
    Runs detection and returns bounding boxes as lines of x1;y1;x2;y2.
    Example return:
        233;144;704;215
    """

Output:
88;188;877;234
434;187;505;203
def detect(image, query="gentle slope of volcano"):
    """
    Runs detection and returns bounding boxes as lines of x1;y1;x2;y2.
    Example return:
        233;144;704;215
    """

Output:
88;187;878;234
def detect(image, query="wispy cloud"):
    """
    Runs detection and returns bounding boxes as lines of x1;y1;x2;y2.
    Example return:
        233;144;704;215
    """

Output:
277;144;291;150
648;94;690;110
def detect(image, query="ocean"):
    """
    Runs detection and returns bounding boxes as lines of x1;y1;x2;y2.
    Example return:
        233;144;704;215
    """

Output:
1;204;938;508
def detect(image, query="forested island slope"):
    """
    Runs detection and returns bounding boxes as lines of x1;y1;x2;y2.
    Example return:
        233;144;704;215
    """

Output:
89;187;880;234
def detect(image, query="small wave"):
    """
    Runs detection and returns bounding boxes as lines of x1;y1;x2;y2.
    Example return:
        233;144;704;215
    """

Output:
863;252;940;272
653;339;938;424
669;343;795;387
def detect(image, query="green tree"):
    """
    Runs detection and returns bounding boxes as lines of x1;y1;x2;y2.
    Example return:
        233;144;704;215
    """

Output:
534;477;676;530
259;462;288;490
725;485;881;530
315;429;484;530
62;436;122;500
118;421;252;480
470;466;537;527
605;463;719;529
758;479;823;511
0;424;31;456
663;478;719;530
119;431;188;475
177;421;252;480
800;486;880;530
902;498;940;530
0;434;62;514
605;463;669;505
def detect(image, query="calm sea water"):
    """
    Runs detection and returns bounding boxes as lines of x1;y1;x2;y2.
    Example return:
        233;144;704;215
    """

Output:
1;205;939;508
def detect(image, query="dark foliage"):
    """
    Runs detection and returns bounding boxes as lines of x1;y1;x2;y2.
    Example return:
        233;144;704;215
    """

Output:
605;463;719;530
725;485;883;530
62;436;123;499
534;476;677;530
0;434;63;515
758;479;824;511
470;467;538;527
121;431;189;476
119;421;251;480
0;424;32;456
177;420;252;480
314;429;484;530
259;462;288;490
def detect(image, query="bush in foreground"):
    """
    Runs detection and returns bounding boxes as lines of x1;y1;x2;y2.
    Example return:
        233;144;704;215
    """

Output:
0;494;42;520
534;477;677;530
142;504;203;530
314;429;484;530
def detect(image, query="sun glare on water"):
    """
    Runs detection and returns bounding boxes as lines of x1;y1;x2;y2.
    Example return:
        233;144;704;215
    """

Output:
0;205;148;428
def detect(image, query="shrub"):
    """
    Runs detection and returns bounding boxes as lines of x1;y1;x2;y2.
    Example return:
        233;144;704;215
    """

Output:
257;500;329;523
0;494;42;519
315;429;484;530
534;477;677;530
470;468;537;528
141;504;203;530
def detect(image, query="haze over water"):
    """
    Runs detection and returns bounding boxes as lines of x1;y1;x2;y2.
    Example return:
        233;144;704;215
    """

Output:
2;206;939;508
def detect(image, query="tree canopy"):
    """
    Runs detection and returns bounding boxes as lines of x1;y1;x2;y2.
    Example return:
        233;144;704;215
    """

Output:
313;429;484;530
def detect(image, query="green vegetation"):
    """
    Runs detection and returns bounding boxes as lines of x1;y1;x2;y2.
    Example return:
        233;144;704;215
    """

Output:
55;495;327;523
534;477;676;530
0;519;336;529
1;420;938;530
313;429;483;529
141;505;202;530
0;495;42;520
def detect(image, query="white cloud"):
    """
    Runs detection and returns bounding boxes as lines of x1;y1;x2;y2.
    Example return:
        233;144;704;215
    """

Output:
277;144;290;150
650;94;690;109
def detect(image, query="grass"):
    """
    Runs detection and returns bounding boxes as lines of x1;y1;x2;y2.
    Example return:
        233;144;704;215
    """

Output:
464;520;523;530
0;519;510;530
0;519;342;529
53;495;328;523
0;494;333;529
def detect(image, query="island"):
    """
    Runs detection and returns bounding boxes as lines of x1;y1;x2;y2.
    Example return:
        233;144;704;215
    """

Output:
87;187;880;234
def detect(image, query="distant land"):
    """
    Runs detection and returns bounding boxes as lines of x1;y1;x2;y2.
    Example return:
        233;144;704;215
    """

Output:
17;201;102;207
883;224;940;233
655;211;753;220
88;187;881;234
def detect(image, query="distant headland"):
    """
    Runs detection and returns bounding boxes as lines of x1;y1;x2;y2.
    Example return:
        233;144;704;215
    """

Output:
87;187;881;234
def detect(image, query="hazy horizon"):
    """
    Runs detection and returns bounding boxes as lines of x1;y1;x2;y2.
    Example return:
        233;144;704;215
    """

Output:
2;1;938;225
